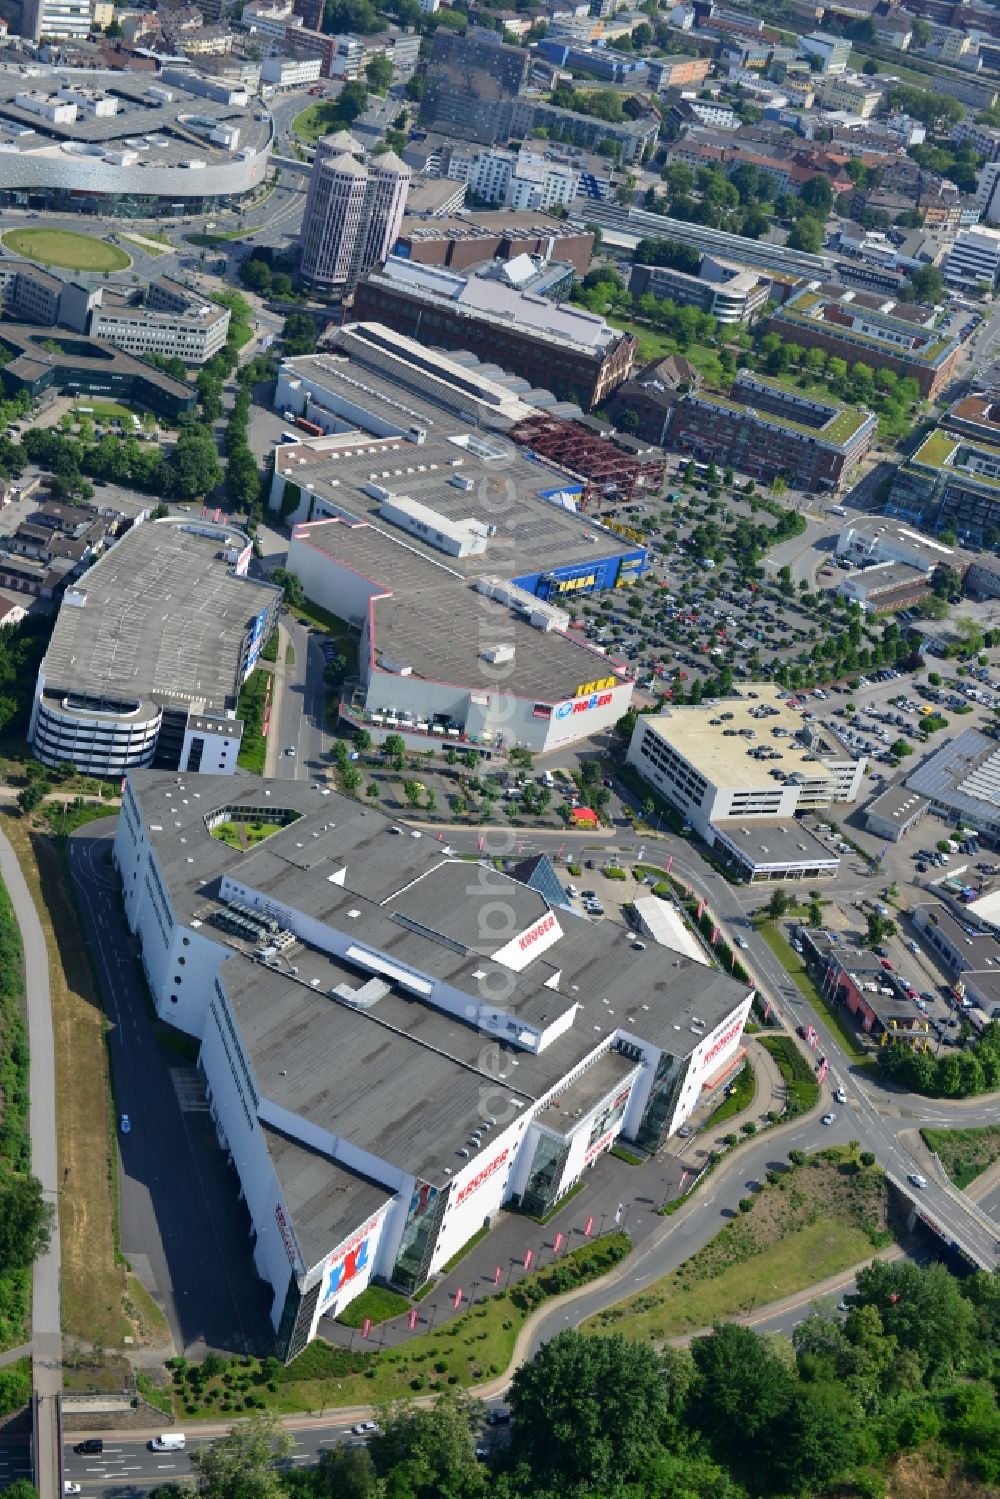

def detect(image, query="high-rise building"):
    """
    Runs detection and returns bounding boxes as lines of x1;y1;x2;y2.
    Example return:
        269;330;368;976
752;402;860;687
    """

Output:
418;28;530;145
299;132;410;295
22;0;91;39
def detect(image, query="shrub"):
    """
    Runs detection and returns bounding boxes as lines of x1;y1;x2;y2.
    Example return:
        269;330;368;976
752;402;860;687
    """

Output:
788;1148;806;1166
738;1198;753;1213
860;1151;876;1167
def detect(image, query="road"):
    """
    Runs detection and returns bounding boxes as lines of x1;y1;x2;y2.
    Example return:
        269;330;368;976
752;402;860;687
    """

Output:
66;831;274;1359
267;616;332;780
0;827;62;1498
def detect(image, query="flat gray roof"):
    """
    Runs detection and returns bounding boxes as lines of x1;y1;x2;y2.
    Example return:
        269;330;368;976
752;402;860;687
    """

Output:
713;817;840;869
290;518;626;701
260;1124;392;1272
41;520;279;714
131;769;748;1190
865;782;928;826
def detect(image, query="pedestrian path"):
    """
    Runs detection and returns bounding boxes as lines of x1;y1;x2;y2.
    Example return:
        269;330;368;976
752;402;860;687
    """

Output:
320;1031;792;1354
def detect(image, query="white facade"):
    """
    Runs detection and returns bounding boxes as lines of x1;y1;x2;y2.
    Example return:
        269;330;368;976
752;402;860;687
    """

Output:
446;147;580;212
114;769;753;1356
627;691;866;844
944;226;1000;290
260;55;322;88
835;518;959;573
23;0;92;40
89;304;230;366
286;521;634;755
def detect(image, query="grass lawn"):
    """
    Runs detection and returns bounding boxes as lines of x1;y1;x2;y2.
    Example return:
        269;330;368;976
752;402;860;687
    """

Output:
236;669;269;775
757;921;868;1065
606;317;725;384
2;227;130;273
758;1035;820;1114
336;1286;410;1329
585;1150;889;1344
72;400;141;422
210;820;282;850
2;817;167;1349
705;1059;756;1127
120;236;168;258
921;1125;1000;1190
0;1357;30;1415
174;1233;630;1416
289;600;351;635
293;101;355;143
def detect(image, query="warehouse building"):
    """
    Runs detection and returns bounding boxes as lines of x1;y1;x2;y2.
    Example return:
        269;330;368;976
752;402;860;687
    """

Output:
835;560;931;614
285;505;637;753
667;372;875;489
864;783;929;842
800;932;931;1048
116;769;753;1358
627;686;866;872
905;726;1000;841
834;516;963;575
30;519;280;775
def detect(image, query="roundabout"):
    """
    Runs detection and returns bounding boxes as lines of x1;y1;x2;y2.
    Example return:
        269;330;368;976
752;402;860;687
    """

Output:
1;226;131;273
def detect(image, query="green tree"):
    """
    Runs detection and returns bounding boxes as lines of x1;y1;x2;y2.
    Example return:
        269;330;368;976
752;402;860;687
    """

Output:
190;1414;293;1499
369;1394;484;1499
0;1172;53;1272
365;53;393;94
688;1323;795;1471
508;1330;671;1492
171;426;223;502
766;887;790;919
270;569;305;609
315;1443;378;1499
853;1260;975;1379
788;217;823;254
907;263;945;304
353;727;372;753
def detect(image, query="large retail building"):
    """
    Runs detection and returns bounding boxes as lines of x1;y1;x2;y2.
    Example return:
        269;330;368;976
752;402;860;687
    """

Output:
116;769;753;1359
30;518;280;775
0;70;271;216
270;324;652;753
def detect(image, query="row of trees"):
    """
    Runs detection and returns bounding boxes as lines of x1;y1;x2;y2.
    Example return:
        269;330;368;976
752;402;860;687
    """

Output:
170;1261;1000;1499
19;423;220;506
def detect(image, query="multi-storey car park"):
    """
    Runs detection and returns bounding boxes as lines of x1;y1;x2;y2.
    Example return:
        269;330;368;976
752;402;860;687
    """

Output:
0;69;272;216
29;518;281;775
627;686;867;881
115;769;753;1359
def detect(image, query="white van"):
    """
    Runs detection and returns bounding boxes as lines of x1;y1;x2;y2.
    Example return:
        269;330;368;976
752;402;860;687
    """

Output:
150;1434;186;1451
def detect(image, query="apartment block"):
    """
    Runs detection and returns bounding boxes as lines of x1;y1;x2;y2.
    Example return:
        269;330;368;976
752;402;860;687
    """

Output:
769;286;962;399
667;371;875;489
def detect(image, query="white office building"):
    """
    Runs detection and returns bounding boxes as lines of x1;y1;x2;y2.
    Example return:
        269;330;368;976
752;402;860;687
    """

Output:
944;226;1000;291
115;769;753;1359
22;0;92;40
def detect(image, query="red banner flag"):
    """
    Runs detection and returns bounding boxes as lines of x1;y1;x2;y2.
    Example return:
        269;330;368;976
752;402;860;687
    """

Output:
494;1265;502;1285
523;1248;533;1271
666;855;673;873
453;1287;463;1310
584;1215;593;1237
477;834;485;852
711;926;720;945
407;1306;418;1330
553;1232;564;1254
362;1317;372;1339
696;899;706;921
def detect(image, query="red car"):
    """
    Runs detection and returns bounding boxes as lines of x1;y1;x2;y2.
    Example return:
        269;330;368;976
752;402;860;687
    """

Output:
906;986;919;999
880;958;894;971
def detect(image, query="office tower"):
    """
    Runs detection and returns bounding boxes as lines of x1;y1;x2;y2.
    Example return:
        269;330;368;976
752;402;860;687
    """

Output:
418;28;530;145
299;132;411;295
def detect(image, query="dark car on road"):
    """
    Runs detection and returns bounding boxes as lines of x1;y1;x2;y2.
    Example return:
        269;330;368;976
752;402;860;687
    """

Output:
74;1440;103;1455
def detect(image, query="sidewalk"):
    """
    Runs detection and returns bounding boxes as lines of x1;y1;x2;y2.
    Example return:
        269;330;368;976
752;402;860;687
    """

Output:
319;1031;792;1354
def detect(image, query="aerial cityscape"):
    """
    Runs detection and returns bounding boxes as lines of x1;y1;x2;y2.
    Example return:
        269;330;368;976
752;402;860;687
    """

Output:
0;0;998;1495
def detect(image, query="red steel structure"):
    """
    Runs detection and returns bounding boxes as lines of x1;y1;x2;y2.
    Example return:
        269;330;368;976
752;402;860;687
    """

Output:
510;414;666;508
